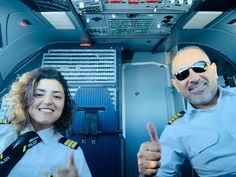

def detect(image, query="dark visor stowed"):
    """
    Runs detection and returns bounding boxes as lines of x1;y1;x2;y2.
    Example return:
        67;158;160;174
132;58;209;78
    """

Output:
174;61;209;81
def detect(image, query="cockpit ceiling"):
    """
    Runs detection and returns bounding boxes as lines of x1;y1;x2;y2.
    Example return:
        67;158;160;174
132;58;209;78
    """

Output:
19;0;236;51
20;0;197;49
72;0;195;37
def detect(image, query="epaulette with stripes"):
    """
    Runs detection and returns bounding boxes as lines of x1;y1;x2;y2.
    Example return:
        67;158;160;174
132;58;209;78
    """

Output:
0;119;10;124
168;111;185;125
59;137;79;149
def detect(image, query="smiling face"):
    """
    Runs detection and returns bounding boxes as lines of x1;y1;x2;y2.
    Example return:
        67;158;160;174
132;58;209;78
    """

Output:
171;47;219;109
28;79;65;131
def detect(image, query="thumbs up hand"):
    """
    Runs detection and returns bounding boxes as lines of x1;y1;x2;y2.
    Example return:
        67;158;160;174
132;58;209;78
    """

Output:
56;153;78;177
137;122;161;177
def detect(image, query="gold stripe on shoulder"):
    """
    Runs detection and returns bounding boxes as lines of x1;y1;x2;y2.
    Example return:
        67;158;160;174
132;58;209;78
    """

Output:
59;137;79;149
168;111;185;125
0;119;10;124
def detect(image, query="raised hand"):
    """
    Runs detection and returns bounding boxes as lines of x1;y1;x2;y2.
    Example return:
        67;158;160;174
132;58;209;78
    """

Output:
56;153;78;177
137;122;161;177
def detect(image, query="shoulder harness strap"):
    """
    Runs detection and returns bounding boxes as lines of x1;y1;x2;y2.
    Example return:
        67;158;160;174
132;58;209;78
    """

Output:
0;119;10;124
168;111;185;125
59;137;79;149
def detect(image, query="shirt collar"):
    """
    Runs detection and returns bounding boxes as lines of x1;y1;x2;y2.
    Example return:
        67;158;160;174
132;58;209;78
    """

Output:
21;123;61;144
219;86;236;95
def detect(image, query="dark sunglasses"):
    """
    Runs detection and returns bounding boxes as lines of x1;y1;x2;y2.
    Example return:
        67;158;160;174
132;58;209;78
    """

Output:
174;61;209;81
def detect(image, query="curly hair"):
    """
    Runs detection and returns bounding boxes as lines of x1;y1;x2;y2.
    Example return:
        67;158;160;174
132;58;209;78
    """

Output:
7;67;74;133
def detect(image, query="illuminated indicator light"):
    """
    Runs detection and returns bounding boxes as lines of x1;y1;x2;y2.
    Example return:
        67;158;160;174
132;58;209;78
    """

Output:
128;0;140;4
18;21;27;27
146;0;158;3
79;2;84;8
154;6;157;12
232;23;236;27
111;14;117;19
80;43;92;47
108;0;122;3
80;37;91;47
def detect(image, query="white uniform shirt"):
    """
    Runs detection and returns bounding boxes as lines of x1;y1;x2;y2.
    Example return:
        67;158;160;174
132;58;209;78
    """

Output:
0;123;92;177
158;87;236;177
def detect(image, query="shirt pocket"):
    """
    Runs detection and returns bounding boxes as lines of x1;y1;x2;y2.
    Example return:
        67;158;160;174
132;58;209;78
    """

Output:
188;131;219;155
187;131;221;173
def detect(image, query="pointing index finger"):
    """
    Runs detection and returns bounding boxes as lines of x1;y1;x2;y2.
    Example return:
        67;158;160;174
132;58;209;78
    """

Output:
68;153;75;168
146;122;159;143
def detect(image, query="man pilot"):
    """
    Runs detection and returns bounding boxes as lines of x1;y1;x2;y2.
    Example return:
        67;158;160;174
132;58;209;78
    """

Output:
138;46;236;177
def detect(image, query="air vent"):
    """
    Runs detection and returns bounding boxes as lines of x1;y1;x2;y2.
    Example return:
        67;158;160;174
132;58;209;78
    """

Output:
92;17;103;22
42;49;118;99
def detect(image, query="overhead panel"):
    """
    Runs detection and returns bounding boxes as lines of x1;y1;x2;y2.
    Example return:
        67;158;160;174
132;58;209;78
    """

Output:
103;13;181;36
71;0;195;14
71;0;103;13
71;0;197;50
107;14;155;36
71;0;195;13
82;14;107;36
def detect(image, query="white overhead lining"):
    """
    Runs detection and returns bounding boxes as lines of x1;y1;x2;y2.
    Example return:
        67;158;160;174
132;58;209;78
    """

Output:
183;11;223;29
41;12;76;29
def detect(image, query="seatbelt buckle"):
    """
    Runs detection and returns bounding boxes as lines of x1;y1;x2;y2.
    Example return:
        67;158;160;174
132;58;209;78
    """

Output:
81;137;87;144
91;137;97;144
